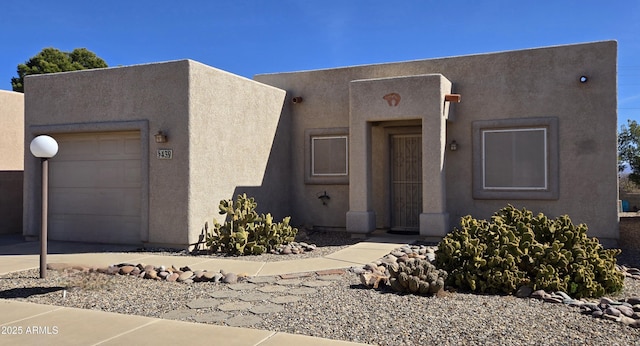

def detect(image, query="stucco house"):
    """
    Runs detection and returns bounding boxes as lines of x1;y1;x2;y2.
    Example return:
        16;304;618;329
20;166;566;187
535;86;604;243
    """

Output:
23;40;619;248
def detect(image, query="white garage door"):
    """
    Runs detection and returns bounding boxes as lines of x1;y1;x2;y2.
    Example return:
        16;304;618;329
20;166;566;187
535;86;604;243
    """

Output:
48;131;142;244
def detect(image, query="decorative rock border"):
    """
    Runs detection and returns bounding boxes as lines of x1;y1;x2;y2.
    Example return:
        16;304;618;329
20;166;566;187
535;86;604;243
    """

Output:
353;243;640;329
47;262;247;284
271;241;317;255
526;289;640;328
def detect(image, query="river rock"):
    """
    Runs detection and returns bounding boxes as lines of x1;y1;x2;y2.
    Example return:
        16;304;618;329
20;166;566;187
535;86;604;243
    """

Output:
145;270;158;280
627;297;640;305
167;273;179;282
530;290;548;300
119;265;136;275
604;307;621;317
178;271;194;282
617;305;635;317
223;272;238;284
516;286;533;298
603;313;621;322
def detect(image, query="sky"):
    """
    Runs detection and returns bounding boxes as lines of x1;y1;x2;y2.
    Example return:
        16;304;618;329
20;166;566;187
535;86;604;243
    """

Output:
1;0;639;125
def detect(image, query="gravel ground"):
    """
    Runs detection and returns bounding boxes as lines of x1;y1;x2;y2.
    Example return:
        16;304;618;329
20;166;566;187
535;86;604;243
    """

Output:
1;233;640;346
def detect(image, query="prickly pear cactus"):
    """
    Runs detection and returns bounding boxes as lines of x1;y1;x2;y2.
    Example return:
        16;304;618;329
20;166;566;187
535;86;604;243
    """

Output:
205;194;297;256
435;205;624;298
386;258;448;295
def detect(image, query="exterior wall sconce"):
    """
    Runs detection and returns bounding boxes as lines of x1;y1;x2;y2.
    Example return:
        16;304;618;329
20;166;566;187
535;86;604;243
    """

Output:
579;76;588;83
317;191;330;205
155;131;168;143
292;96;303;104
449;140;458;151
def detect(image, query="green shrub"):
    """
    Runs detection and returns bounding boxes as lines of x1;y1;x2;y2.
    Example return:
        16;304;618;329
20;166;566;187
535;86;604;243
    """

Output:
435;205;624;298
205;194;297;256
387;259;448;295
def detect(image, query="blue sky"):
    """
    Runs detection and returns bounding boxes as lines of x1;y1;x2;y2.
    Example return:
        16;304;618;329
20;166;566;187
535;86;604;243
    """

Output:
1;1;639;124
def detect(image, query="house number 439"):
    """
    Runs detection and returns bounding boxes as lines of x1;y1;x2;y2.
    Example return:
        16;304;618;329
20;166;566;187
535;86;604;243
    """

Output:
157;149;173;160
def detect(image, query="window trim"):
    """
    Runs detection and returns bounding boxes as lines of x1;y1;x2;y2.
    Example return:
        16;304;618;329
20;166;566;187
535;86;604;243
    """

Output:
305;128;349;185
482;127;548;190
311;135;349;177
472;117;559;200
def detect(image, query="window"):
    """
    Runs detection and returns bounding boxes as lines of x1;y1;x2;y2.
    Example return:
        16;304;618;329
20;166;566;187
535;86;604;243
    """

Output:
483;128;547;189
312;136;348;176
473;117;558;199
305;128;349;184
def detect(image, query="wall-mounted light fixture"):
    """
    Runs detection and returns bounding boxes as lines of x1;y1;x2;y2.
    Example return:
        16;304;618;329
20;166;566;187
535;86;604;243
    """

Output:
317;191;330;205
155;131;168;143
579;76;589;83
292;96;303;104
449;140;458;151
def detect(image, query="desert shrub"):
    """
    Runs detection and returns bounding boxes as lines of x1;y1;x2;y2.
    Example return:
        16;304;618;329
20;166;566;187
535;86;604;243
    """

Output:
387;259;448;295
435;205;624;298
205;194;297;255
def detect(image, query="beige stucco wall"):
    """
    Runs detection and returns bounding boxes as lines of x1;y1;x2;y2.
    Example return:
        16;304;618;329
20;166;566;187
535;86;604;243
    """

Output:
347;74;453;237
0;90;24;234
0;90;24;170
187;61;287;245
23;60;287;247
24;61;190;245
255;41;619;244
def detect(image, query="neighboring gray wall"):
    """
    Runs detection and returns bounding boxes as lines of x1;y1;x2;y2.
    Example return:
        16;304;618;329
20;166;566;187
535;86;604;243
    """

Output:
24;61;191;245
187;61;287;244
0;90;24;234
255;41;619;243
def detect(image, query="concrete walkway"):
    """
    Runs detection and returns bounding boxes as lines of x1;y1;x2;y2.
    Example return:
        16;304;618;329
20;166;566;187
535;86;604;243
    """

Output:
0;232;416;346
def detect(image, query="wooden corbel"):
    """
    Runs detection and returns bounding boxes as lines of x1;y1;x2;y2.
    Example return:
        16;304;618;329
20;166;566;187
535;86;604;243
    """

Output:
445;94;461;103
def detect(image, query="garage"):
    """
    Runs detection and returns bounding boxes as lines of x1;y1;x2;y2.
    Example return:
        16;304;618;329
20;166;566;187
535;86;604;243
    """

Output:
48;131;142;244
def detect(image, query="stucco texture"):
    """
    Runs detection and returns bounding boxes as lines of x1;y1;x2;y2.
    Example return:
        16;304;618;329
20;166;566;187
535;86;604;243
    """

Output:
24;60;285;246
255;41;619;244
0;90;24;170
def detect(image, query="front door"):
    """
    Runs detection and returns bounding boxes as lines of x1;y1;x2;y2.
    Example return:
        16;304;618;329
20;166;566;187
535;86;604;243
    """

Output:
390;134;422;232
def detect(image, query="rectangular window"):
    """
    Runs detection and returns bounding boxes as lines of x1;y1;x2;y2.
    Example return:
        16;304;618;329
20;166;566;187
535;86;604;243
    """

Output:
482;128;547;189
312;136;348;176
472;117;558;200
305;128;349;184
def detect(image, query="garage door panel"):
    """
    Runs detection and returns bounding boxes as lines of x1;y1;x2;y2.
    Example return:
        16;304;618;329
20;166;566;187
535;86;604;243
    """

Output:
49;131;142;244
124;138;140;154
55;139;97;160
50;215;140;244
50;160;141;189
50;188;140;216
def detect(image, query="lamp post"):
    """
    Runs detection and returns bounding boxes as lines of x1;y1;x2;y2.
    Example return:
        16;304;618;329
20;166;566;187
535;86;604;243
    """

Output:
30;135;58;279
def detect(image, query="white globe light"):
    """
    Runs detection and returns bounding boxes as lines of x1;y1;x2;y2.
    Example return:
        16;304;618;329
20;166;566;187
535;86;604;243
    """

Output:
30;135;59;158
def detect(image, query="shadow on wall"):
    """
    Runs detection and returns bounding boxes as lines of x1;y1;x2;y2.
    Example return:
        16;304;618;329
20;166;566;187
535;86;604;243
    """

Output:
0;171;23;234
232;105;292;222
193;106;292;251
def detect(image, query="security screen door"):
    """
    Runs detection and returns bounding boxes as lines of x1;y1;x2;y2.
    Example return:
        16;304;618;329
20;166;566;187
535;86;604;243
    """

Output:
391;134;422;231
